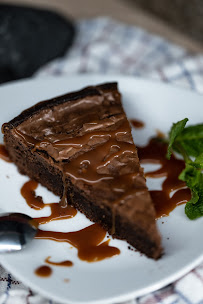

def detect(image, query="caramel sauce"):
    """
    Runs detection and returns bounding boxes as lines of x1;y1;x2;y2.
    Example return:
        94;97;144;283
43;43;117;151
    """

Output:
21;180;44;210
16;114;147;261
0;144;11;162
35;265;52;277
156;130;166;139
137;139;191;218
16;118;147;214
21;180;120;262
35;203;77;225
63;120;136;184
35;131;112;150
13;129;37;147
56;120;146;235
150;188;191;218
15;119;135;188
36;224;120;262
45;256;73;267
130;119;145;129
60;168;69;208
21;180;77;224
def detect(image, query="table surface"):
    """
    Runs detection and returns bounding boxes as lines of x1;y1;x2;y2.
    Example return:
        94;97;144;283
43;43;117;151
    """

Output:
1;0;203;53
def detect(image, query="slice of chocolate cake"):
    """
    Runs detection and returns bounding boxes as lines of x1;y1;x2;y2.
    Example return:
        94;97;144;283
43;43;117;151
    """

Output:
2;82;162;259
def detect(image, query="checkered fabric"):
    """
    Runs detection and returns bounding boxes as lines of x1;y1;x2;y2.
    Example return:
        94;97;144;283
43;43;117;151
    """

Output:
0;17;203;304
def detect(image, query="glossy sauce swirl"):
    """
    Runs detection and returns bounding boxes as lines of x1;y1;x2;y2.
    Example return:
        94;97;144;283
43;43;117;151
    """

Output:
137;139;191;218
131;120;191;218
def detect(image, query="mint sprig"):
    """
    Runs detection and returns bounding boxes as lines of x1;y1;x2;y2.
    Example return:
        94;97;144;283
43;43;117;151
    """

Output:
166;118;188;160
173;124;203;157
167;119;203;219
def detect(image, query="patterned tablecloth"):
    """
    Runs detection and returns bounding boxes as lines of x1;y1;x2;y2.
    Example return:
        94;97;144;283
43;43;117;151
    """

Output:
0;17;203;304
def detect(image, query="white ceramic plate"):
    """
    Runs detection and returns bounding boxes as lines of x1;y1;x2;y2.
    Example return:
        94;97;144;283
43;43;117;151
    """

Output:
0;75;202;304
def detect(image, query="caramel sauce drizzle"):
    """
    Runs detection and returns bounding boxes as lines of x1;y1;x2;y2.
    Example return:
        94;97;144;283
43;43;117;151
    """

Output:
137;139;191;218
45;256;73;267
42;122;136;183
61;120;136;185
21;180;120;262
64;139;134;183
36;131;112;150
17;119;145;235
35;265;52;277
13;129;37;147
21;180;77;224
21;180;44;210
36;224;120;262
35;203;77;226
53;120;145;235
16;120;137;187
0;144;11;162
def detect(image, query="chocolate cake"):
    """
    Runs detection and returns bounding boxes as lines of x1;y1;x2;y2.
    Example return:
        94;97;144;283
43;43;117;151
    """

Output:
2;82;162;259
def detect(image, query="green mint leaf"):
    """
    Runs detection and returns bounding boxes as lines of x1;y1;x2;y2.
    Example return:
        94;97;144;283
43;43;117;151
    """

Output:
179;164;200;193
188;153;203;169
185;173;203;219
175;124;203;157
189;189;199;205
166;118;188;160
194;153;203;169
166;119;203;220
179;164;203;219
185;199;203;220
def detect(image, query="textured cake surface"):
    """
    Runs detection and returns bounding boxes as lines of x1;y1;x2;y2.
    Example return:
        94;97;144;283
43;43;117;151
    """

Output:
2;82;162;259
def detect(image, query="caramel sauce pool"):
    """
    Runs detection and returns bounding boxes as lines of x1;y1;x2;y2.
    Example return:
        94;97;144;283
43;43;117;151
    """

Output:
20;180;120;262
137;139;191;218
131;120;191;218
36;224;120;262
0;144;11;162
35;265;52;277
